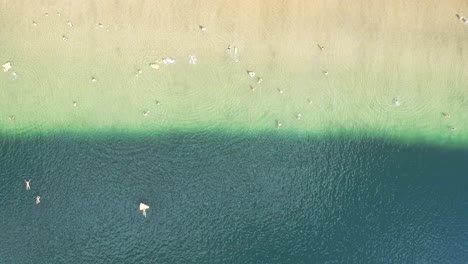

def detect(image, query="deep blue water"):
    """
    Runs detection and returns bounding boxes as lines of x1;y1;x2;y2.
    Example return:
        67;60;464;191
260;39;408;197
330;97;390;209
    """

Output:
0;132;467;263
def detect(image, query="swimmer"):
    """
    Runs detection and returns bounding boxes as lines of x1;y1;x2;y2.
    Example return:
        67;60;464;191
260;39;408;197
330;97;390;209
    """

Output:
277;121;282;128
317;44;325;51
155;100;161;105
140;203;149;217
91;77;97;82
322;70;329;75
442;112;451;118
393;98;400;106
143;110;150;116
36;196;41;204
98;23;104;28
225;45;239;62
449;127;456;131
277;88;284;94
199;25;207;31
247;71;256;78
296;113;302;120
25;179;31;190
8;115;16;121
73;101;77;107
67;20;73;27
250;85;255;92
189;55;197;65
456;14;467;24
62;35;69;41
257;77;263;84
32;21;37;27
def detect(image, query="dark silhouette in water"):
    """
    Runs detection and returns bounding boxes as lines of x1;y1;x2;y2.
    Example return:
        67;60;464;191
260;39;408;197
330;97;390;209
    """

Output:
456;14;467;24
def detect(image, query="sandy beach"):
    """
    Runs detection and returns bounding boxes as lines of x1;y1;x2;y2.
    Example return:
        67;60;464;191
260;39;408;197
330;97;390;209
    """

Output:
1;0;468;145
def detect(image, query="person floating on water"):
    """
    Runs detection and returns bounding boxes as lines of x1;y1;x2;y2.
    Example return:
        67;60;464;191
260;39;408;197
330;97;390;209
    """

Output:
456;14;467;24
36;196;41;204
25;179;31;190
139;203;149;218
277;121;283;128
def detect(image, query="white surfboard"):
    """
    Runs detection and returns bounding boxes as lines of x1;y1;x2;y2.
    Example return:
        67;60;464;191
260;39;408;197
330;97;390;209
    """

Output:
139;203;149;211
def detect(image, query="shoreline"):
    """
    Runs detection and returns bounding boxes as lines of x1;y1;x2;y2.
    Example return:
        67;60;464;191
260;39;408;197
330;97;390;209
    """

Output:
1;0;467;146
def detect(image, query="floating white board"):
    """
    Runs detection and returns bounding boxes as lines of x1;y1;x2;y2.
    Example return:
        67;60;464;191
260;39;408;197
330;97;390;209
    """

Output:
139;203;149;211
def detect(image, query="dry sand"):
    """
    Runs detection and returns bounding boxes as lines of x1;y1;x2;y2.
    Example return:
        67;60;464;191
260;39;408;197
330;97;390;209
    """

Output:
1;0;468;145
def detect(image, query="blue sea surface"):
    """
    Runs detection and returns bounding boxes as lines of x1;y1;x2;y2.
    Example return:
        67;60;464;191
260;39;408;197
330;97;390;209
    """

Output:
0;133;467;263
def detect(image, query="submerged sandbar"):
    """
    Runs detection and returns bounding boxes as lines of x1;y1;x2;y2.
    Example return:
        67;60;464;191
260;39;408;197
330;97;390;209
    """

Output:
0;0;467;146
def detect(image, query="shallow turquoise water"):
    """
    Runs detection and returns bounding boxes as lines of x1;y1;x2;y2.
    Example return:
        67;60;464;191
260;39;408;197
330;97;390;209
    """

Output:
0;133;467;263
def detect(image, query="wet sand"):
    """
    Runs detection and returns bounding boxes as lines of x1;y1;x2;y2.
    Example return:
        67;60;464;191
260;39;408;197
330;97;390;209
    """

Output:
1;0;468;145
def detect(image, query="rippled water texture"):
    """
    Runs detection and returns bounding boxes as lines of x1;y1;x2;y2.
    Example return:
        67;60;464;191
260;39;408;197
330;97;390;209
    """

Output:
0;133;467;263
1;0;468;262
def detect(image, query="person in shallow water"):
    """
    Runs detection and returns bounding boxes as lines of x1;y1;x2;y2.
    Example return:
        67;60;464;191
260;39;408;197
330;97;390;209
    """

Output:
36;196;41;204
25;179;31;190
